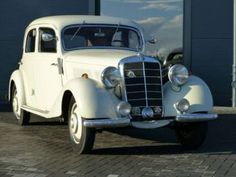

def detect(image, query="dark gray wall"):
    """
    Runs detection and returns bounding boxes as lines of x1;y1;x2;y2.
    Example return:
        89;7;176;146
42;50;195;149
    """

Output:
184;0;233;106
0;0;95;108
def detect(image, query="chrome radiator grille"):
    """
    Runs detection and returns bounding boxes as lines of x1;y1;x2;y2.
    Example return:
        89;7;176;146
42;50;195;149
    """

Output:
122;60;163;120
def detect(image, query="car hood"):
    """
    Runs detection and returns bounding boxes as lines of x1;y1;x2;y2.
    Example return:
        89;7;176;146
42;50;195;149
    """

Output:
63;49;138;84
64;49;138;67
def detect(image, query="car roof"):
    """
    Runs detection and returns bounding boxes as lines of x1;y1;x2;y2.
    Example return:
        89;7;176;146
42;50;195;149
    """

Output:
29;15;141;30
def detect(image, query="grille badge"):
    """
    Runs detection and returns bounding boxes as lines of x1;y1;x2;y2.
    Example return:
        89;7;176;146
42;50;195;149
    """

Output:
126;70;136;78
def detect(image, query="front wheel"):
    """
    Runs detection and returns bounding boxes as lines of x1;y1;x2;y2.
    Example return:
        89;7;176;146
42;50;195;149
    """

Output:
11;84;30;125
174;122;208;149
68;97;95;154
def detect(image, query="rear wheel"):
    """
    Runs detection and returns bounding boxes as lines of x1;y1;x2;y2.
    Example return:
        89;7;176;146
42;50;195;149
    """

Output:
68;96;95;154
11;84;30;125
174;122;208;149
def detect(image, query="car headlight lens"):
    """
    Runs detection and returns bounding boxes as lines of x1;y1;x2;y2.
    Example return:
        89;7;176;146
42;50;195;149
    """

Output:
168;64;189;86
117;101;131;116
102;67;121;88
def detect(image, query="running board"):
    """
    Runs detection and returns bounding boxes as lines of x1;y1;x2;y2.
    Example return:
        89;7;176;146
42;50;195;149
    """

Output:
21;105;50;118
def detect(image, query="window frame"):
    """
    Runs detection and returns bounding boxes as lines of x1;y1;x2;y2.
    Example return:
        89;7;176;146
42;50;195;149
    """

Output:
61;24;144;52
38;27;57;53
25;28;36;53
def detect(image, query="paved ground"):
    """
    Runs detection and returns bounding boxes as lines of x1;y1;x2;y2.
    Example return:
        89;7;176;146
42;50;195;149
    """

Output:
0;113;236;177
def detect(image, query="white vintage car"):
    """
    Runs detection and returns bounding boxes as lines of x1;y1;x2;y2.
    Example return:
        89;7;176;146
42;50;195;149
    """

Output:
9;15;217;154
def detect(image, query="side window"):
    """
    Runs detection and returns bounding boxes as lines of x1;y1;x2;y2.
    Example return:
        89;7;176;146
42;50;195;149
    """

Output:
39;28;57;53
25;29;36;53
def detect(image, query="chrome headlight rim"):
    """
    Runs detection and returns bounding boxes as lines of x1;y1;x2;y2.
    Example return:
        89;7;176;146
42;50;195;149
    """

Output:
101;66;121;89
168;64;189;86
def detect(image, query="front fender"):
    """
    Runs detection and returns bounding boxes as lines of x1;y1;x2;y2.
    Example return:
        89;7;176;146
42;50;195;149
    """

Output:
60;78;121;119
163;75;213;117
9;70;25;104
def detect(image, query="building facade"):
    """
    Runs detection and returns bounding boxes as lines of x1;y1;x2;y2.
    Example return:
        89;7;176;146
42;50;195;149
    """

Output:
0;0;99;110
184;0;234;106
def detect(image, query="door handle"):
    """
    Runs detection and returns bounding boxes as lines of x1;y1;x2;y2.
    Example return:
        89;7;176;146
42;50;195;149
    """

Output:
51;58;63;75
51;63;58;66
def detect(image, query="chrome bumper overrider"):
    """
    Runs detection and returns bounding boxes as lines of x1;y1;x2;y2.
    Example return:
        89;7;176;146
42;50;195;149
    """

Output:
83;118;130;128
176;113;218;122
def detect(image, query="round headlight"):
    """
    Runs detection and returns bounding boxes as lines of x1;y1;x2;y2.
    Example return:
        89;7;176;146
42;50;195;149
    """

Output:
168;64;189;86
102;67;121;88
117;101;131;116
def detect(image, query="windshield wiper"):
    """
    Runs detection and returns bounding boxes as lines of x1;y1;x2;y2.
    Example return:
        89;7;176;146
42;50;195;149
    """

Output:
70;21;85;41
70;26;81;41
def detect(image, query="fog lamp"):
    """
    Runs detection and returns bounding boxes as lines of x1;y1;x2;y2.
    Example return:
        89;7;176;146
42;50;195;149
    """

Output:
117;101;131;116
176;99;190;113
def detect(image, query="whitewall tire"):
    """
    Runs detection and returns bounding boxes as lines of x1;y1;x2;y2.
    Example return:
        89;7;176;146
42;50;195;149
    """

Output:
68;96;95;154
11;84;30;125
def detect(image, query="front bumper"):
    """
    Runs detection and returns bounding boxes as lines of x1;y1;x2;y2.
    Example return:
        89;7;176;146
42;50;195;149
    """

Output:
83;118;130;128
176;113;218;122
83;113;218;128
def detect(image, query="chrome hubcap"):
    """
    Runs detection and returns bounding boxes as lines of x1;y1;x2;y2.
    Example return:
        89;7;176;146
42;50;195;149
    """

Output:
69;103;82;144
12;90;20;119
70;113;78;134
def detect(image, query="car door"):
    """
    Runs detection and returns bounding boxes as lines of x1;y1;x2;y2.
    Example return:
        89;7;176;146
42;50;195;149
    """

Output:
33;27;63;111
20;28;38;107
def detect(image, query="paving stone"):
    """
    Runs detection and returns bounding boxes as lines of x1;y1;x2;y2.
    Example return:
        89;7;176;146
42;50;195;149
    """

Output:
107;174;119;177
65;170;77;175
1;114;236;177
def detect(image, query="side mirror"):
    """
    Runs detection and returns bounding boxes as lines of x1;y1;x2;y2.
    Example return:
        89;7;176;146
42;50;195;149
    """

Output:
42;33;55;42
147;38;157;45
163;58;170;67
163;53;183;67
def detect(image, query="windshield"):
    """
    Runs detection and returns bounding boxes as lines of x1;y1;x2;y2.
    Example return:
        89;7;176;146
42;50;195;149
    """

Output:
62;25;142;51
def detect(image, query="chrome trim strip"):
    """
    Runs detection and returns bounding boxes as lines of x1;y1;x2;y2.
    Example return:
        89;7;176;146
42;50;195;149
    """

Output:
125;76;162;79
142;56;149;107
176;113;218;122
128;98;162;101
127;91;162;94
126;83;161;86
125;69;160;71
119;60;128;102
133;105;163;108
83;118;130;128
